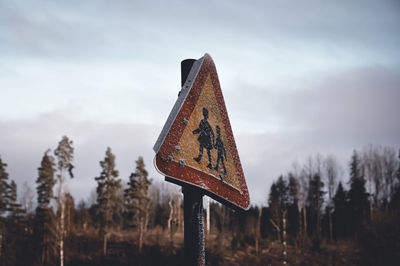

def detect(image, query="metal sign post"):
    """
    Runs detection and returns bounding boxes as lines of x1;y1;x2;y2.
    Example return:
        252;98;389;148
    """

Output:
183;186;205;265
181;59;205;265
154;54;250;265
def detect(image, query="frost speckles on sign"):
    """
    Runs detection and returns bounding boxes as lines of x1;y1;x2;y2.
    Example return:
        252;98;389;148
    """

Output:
153;54;250;210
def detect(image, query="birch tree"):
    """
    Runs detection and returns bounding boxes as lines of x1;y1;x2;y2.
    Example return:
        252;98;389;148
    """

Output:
54;136;74;266
362;145;377;220
324;155;341;240
166;192;182;247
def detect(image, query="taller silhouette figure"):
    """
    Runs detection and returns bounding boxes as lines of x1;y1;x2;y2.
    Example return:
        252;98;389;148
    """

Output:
193;108;215;169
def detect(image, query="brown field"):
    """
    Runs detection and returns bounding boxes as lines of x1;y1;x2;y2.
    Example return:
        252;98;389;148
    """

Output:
64;227;360;266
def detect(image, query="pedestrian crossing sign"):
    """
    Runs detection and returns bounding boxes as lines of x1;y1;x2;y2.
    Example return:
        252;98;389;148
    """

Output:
153;54;250;210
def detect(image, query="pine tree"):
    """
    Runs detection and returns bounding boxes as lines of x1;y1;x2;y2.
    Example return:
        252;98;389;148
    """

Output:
37;150;56;208
333;182;347;238
76;200;90;231
4;180;26;266
54;136;74;266
34;206;57;266
95;147;121;255
268;176;288;241
124;156;152;253
268;182;280;241
390;149;400;210
0;156;9;260
110;187;125;229
347;150;369;235
287;173;300;238
35;150;57;266
6;180;25;219
64;193;75;235
306;173;325;239
397;149;400;184
0;157;9;215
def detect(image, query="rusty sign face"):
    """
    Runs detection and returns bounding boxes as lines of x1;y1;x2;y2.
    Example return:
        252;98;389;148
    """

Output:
154;54;250;210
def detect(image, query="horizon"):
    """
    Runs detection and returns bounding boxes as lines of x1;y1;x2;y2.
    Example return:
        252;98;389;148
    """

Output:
1;0;399;206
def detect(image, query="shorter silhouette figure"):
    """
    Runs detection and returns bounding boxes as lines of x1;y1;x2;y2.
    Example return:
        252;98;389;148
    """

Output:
193;108;215;169
214;125;227;178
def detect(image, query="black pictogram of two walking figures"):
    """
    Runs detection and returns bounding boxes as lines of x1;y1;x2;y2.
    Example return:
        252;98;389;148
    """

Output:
193;108;227;180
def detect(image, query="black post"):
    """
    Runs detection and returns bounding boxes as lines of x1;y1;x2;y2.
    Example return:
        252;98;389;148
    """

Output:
183;187;205;265
181;58;205;266
181;59;196;87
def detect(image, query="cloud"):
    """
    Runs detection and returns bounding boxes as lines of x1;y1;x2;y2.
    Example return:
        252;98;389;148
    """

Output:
227;65;400;139
1;0;398;63
228;66;400;204
0;114;168;203
1;0;399;206
0;113;308;206
1;0;398;129
1;79;399;207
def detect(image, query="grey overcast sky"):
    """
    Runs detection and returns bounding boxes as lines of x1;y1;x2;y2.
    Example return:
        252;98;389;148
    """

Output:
1;0;399;205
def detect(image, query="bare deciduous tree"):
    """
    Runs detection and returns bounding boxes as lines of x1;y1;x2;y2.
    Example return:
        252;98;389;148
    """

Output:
20;181;34;214
324;154;342;240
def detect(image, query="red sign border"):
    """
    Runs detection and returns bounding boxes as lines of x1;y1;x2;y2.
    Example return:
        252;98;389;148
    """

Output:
155;54;250;210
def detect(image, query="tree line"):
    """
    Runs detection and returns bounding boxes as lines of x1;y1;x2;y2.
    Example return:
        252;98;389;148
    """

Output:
0;136;157;266
261;146;400;264
0;137;399;265
266;147;400;243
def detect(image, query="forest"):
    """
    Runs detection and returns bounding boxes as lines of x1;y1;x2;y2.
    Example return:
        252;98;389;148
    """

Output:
0;136;399;266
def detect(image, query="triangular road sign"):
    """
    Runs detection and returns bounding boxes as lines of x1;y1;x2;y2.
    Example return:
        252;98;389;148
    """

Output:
154;54;250;210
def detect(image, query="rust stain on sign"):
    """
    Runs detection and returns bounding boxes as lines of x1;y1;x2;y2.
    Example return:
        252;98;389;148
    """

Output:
154;53;250;210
